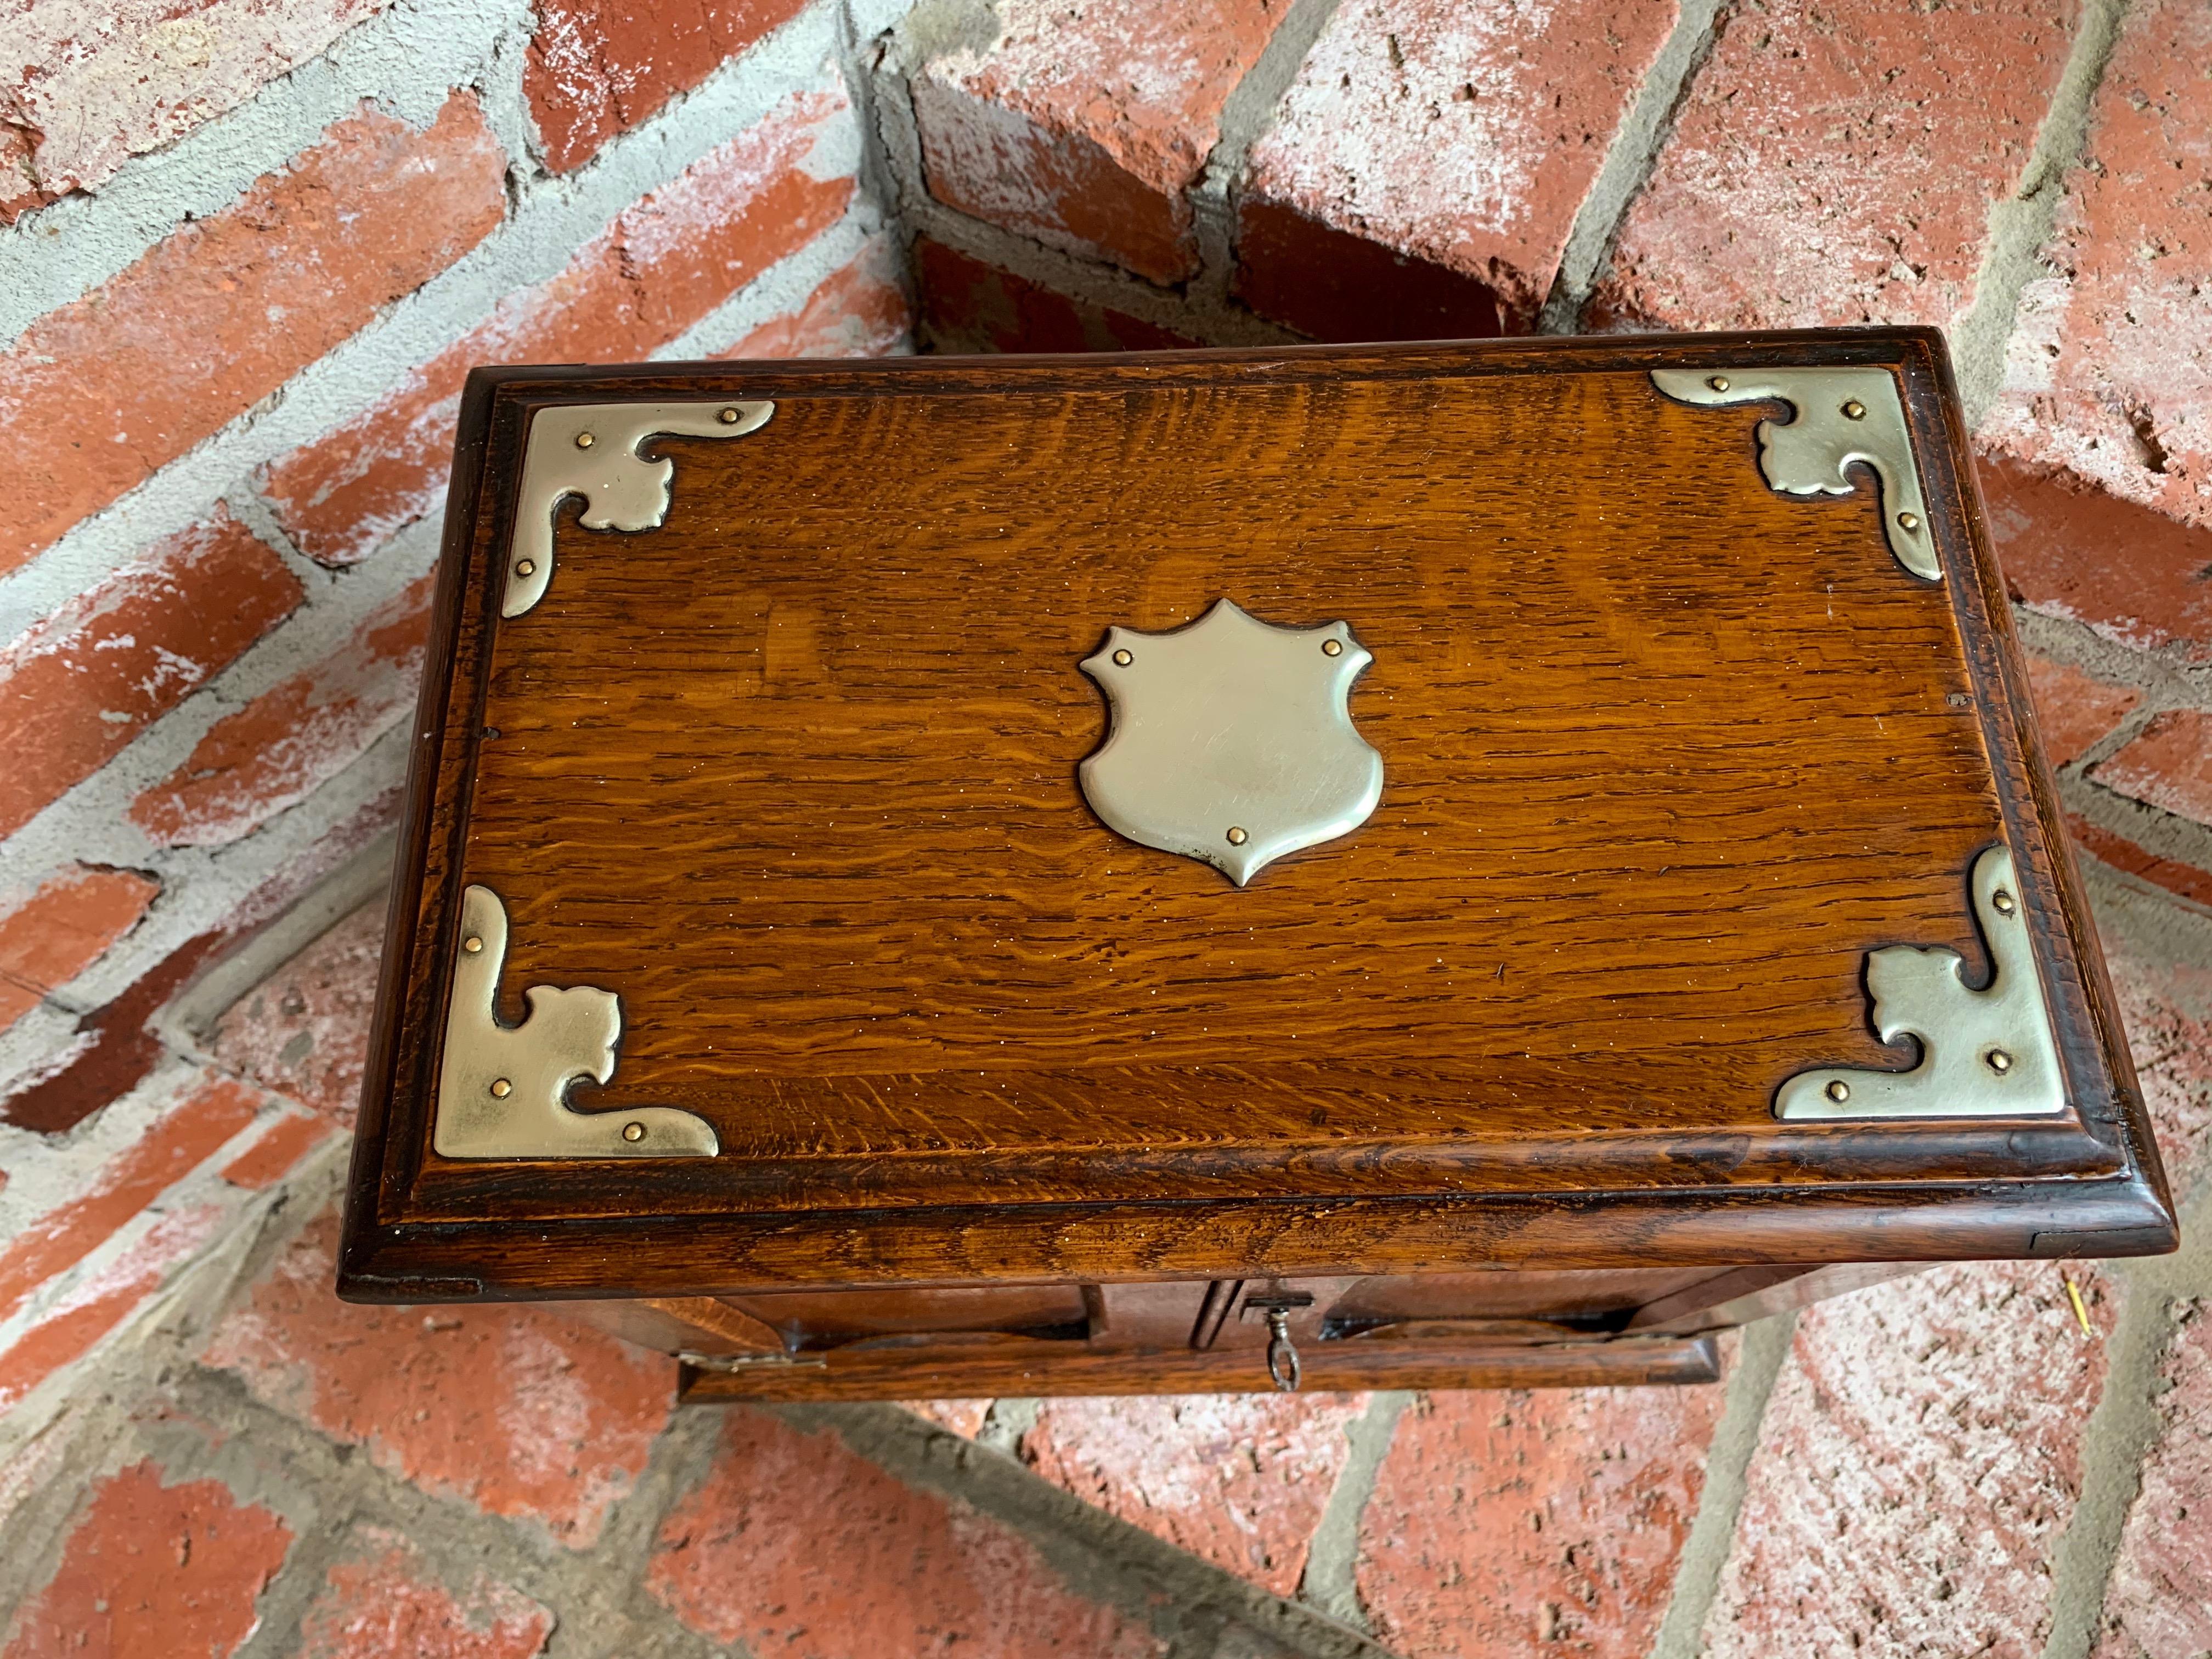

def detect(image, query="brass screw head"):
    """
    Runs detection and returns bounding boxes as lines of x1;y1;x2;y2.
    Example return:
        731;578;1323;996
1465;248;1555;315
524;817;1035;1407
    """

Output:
718;406;741;424
1111;648;1132;666
490;1077;512;1098
575;431;595;449
462;935;483;955
1993;889;2017;916
1226;826;1249;846
622;1121;646;1142
1897;510;1921;532
1707;375;1730;392
515;559;535;577
1825;1079;1851;1104
1842;399;1867;420
1322;639;1344;657
1985;1048;2015;1075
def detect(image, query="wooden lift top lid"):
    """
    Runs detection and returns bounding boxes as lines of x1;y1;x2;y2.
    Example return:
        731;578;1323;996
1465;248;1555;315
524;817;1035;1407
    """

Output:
340;329;2176;1307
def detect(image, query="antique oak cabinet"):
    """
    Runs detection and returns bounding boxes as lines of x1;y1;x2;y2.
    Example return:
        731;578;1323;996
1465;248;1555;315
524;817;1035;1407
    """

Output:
340;331;2177;1402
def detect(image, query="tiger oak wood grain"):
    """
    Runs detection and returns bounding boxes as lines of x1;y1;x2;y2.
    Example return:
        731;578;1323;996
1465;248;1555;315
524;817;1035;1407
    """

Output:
340;332;2173;1361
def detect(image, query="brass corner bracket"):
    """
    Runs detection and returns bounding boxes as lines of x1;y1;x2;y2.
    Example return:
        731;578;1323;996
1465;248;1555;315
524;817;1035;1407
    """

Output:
434;885;718;1160
504;400;774;617
1776;846;2066;1121
1650;367;1936;581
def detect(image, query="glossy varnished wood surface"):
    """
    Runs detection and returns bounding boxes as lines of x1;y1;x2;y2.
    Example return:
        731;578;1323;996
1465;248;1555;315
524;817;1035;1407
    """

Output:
340;331;2172;1303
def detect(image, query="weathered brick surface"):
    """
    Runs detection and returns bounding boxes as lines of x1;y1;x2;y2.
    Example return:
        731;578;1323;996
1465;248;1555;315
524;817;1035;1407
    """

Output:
0;509;302;840
526;0;808;174
0;866;160;1034
208;899;385;1126
647;1407;1166;1656
1356;1383;1723;1657
900;1398;994;1437
0;1205;227;1415
2025;657;2141;768
2067;814;2212;913
1982;0;2212;531
259;90;854;565
1233;197;1502;343
2095;1302;2212;1659
2102;944;2212;1195
2096;713;2212;831
204;1211;673;1547
914;0;1282;285
218;1111;334;1190
0;0;388;220
132;573;435;849
0;1074;260;1328
0;1459;292;1658
1021;1393;1366;1595
719;237;911;358
1980;452;2212;665
0;95;506;574
296;1526;553;1659
1702;1261;2117;1658
915;238;1198;353
1240;0;1677;334
1594;0;2077;332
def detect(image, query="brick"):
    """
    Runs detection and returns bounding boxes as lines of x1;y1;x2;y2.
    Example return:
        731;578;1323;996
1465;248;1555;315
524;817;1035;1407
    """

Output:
2;786;399;1135
915;238;1199;353
0;0;388;221
1981;452;2212;665
2097;712;2212;829
1233;198;1502;343
2066;812;2212;913
259;91;854;565
647;1407;1165;1656
219;1111;334;1189
1594;0;2077;333
132;572;435;848
1022;1393;1367;1595
526;0;808;174
0;509;302;840
0;1074;259;1327
1981;0;2212;532
297;1526;552;1659
2101;943;2212;1199
1703;1260;2118;1658
914;0;1282;285
718;237;911;359
0;1205;225;1415
900;1398;993;1437
0;1459;291;1659
2026;657;2141;768
210;898;385;1126
0;866;159;1034
1356;1382;1723;1656
204;1210;674;1547
1240;0;1677;334
0;94;505;574
2096;1302;2212;1658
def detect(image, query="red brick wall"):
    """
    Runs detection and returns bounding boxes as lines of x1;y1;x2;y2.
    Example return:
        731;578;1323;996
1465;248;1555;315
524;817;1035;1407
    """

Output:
4;0;2210;1652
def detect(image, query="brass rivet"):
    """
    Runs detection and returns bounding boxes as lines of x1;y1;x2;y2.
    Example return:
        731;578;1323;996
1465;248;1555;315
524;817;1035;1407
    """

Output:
1993;888;2017;916
462;935;483;955
1322;639;1344;657
718;407;741;424
1986;1049;2014;1075
1707;375;1730;392
1112;648;1132;666
622;1121;646;1142
490;1077;512;1098
1825;1079;1851;1104
575;431;595;448
1226;826;1249;846
1897;511;1921;532
515;559;535;577
1842;399;1867;420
